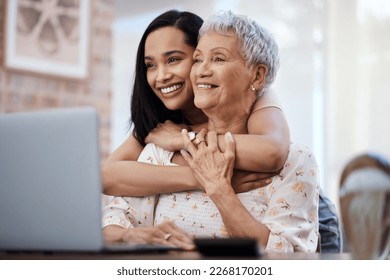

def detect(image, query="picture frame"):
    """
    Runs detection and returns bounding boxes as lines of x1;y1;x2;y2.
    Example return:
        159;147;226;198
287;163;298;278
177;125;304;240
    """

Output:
4;0;90;79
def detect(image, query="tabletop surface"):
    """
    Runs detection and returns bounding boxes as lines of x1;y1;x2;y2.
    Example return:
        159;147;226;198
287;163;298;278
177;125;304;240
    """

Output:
0;251;352;260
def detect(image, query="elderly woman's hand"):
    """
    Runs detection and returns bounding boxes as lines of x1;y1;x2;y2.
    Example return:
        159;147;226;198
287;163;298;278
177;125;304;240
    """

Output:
104;221;195;250
180;129;236;197
145;120;190;152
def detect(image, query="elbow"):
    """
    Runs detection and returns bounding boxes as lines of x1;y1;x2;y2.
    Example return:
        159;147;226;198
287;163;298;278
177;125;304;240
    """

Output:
101;162;115;195
264;143;289;172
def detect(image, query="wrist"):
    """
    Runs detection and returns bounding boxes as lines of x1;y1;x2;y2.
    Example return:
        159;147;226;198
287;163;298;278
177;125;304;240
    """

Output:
207;181;235;199
169;133;185;151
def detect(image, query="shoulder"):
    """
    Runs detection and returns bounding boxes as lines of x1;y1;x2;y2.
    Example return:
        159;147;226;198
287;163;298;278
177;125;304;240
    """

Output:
252;89;283;113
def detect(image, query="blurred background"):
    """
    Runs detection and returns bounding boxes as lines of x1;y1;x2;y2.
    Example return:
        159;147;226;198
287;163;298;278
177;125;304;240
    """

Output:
1;0;389;213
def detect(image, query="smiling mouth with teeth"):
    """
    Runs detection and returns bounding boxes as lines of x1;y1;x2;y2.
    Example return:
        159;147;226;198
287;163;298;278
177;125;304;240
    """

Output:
161;83;183;94
197;84;215;89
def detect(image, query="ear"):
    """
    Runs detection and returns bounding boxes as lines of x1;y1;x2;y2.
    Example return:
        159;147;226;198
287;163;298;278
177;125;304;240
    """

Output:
250;64;267;91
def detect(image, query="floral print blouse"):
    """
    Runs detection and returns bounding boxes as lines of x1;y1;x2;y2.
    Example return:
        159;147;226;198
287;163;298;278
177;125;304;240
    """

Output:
102;142;320;253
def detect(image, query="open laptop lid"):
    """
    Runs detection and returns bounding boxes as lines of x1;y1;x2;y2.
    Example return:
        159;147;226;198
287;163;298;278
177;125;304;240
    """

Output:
0;107;103;252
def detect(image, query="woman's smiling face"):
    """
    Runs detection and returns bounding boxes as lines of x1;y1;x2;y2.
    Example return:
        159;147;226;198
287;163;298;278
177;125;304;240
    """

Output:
145;26;195;112
190;30;256;114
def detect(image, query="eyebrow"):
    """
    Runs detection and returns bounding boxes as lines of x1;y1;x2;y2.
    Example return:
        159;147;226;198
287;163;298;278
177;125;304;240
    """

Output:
194;47;232;54
145;50;187;60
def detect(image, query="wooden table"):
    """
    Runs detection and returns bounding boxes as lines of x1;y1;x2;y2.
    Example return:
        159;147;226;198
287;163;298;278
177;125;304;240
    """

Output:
0;251;352;260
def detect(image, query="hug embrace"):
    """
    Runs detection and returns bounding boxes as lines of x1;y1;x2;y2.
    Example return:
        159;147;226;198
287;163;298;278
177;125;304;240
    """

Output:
102;9;339;253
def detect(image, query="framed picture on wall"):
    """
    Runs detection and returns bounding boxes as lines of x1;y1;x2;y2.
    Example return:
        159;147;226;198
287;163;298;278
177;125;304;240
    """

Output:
4;0;90;79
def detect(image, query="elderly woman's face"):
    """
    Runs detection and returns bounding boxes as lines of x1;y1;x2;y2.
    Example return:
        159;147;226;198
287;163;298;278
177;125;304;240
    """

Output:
191;30;256;112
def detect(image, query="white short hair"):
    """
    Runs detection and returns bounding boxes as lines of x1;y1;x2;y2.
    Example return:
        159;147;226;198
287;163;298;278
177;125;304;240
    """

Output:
199;10;280;94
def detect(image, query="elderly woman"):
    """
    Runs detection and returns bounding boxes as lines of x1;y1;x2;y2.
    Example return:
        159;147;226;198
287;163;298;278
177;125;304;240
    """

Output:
103;11;319;253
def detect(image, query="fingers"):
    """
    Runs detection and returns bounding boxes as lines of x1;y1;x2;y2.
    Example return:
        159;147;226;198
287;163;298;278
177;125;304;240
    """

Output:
118;222;195;251
224;131;235;151
162;222;195;250
193;128;207;146
180;128;195;166
181;129;198;155
244;178;273;191
224;132;235;161
181;129;235;163
244;171;277;181
180;149;192;166
231;171;274;193
206;131;218;149
156;222;195;250
253;178;273;188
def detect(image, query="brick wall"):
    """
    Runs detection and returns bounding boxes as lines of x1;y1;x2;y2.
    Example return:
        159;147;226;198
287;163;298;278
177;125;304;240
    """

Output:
0;0;113;159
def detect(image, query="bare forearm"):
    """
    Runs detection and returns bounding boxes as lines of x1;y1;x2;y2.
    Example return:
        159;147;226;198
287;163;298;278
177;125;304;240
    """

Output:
210;187;270;248
103;225;126;243
218;134;288;172
102;161;199;196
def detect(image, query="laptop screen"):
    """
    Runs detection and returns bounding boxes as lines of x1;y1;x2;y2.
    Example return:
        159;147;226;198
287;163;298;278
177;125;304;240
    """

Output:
0;107;104;252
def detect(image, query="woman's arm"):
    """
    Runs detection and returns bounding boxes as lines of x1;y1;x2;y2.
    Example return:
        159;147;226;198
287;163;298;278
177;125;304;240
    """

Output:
146;98;290;173
218;106;290;173
208;185;270;247
102;134;199;196
103;128;272;196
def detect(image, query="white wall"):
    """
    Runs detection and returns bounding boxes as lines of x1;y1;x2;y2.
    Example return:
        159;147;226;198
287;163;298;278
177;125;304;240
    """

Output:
326;0;390;208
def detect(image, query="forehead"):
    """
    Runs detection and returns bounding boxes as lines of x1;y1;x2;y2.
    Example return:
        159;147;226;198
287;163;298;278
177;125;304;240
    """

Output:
197;30;239;52
145;26;192;56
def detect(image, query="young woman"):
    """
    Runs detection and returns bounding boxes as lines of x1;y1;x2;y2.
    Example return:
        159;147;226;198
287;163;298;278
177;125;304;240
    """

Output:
102;10;290;197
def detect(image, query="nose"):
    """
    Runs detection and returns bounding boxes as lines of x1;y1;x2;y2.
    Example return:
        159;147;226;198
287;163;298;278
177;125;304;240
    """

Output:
156;66;173;83
194;60;212;78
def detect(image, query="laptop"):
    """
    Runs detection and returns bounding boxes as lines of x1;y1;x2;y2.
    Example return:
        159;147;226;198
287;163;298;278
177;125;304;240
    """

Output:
0;107;176;253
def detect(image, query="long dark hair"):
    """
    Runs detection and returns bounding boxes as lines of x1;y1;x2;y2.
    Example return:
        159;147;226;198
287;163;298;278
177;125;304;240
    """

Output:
130;10;203;145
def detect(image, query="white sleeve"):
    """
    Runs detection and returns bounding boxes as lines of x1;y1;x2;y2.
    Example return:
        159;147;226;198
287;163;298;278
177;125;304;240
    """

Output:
102;144;174;229
102;195;157;229
137;143;175;165
263;143;320;253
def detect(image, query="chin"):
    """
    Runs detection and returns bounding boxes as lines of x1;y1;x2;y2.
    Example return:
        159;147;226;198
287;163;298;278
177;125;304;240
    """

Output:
194;97;212;110
164;101;186;111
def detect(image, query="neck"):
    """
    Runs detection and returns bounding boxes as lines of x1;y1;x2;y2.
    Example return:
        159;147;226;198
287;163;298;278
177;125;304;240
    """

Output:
183;105;208;125
206;112;249;134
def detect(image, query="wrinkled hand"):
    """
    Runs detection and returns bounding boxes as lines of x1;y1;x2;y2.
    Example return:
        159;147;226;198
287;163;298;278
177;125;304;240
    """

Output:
145;121;189;151
231;170;276;194
180;129;235;197
121;221;195;250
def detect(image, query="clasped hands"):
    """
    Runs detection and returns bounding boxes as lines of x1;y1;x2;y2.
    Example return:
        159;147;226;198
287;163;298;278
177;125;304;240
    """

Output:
180;128;236;197
180;128;275;195
146;121;275;193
